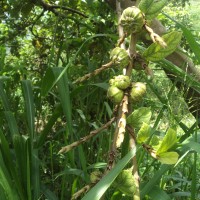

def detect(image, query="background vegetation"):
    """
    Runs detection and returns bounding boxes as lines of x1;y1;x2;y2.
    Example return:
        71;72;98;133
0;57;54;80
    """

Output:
0;0;199;199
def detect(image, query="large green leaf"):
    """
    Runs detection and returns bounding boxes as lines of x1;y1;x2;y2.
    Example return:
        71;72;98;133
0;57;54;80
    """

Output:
81;148;136;200
137;122;151;144
21;80;35;143
13;135;32;200
164;13;200;64
127;107;152;129
41;67;55;97
139;0;168;19
52;67;72;135
156;128;178;155
37;104;62;148
157;151;179;164
4;111;19;136
0;154;20;200
0;81;10;111
141;165;171;198
148;185;171;200
0;130;25;200
143;31;182;61
182;140;200;153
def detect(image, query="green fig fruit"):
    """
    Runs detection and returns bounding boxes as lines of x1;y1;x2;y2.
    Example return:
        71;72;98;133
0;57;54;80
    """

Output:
130;82;146;103
110;47;130;69
109;75;131;90
113;168;136;196
107;86;124;103
120;6;145;35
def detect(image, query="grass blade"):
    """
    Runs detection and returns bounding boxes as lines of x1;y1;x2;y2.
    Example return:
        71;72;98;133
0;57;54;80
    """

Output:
37;104;62;148
21;80;35;143
52;67;72;135
0;130;25;199
0;81;10;111
4;111;19;136
140;164;171;198
82;147;136;200
163;13;200;64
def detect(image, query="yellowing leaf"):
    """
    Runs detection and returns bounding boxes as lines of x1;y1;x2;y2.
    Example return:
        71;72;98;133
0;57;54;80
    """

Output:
139;0;168;19
137;123;151;144
127;107;152;129
157;152;179;164
143;31;182;62
156;128;178;155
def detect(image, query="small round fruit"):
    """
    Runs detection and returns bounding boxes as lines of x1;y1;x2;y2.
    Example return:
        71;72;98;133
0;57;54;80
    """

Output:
90;171;102;183
120;6;145;35
107;86;124;103
110;47;130;69
109;75;131;90
130;82;146;102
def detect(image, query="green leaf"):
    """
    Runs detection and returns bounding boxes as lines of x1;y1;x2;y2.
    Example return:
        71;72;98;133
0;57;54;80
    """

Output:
141;165;171;198
182;141;200;153
113;168;136;196
157;152;179;164
81;148;136;200
4;111;19;136
156;128;178;155
164;13;200;64
37;104;62;148
21;80;35;143
41;67;55;97
139;0;168;19
127;107;152;129
143;31;182;62
148;185;171;200
0;130;25;200
0;81;10;111
52;68;72;135
137;122;151;144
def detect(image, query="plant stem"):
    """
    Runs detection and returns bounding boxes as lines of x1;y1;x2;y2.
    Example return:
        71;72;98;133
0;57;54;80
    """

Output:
73;61;113;84
58;117;115;154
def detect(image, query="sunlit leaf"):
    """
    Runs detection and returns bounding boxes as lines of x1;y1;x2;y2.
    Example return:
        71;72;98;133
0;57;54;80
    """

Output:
81;148;136;200
127;107;152;129
143;31;182;61
156;128;178;155
157;152;179;164
139;0;168;19
137;122;151;144
113;168;136;196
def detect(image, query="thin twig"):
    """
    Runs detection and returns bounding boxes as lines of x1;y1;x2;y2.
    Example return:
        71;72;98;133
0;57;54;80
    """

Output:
71;184;92;200
39;0;88;18
144;24;167;48
73;61;113;84
58;117;115;154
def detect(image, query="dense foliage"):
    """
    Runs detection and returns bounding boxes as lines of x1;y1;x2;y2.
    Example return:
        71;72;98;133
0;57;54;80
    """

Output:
0;0;200;200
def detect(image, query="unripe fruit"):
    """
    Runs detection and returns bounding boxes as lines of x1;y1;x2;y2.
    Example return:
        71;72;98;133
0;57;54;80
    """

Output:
107;86;124;103
130;82;146;102
109;75;131;90
120;6;145;35
90;171;102;183
110;47;130;69
113;168;136;196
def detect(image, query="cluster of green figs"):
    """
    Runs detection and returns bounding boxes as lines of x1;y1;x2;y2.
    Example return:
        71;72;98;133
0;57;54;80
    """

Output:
107;6;147;104
108;46;146;104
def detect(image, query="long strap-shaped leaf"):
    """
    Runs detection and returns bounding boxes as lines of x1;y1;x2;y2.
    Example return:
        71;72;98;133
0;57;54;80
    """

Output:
82;147;136;200
52;67;72;135
21;80;35;143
